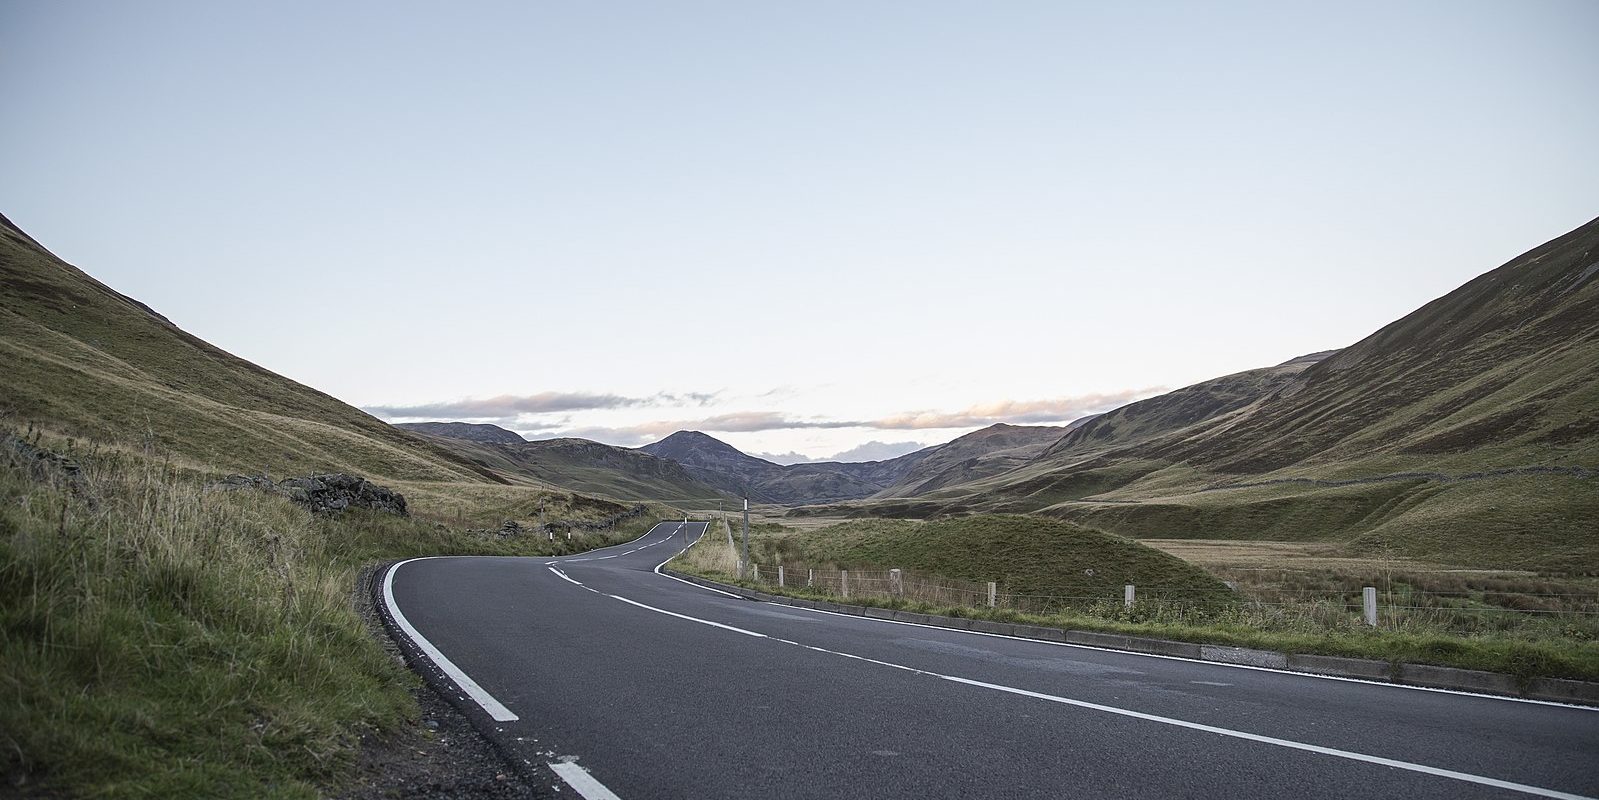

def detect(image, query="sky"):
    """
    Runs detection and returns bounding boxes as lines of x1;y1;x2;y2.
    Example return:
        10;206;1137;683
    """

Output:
3;1;1597;461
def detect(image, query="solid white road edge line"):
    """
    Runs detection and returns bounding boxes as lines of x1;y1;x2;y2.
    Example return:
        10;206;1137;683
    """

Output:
776;599;1595;711
548;761;623;800
584;573;1593;800
651;526;745;599
382;558;519;722
551;522;677;564
649;546;1591;712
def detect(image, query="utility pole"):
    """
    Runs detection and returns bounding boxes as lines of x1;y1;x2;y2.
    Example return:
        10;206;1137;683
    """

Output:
741;497;750;580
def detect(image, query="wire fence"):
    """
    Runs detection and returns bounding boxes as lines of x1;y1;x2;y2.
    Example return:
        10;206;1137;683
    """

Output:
736;560;1599;637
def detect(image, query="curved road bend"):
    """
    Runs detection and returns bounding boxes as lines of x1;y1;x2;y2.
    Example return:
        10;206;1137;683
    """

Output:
383;522;1599;800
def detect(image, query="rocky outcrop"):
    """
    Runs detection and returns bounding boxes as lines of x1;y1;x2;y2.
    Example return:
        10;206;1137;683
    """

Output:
214;473;408;516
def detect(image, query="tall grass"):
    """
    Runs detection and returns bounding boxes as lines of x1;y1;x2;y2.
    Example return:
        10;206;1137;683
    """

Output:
0;435;655;798
671;517;1599;683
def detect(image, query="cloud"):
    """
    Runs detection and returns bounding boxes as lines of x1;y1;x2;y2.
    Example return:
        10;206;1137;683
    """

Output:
865;389;1160;430
759;441;929;464
521;388;1164;447
364;390;717;420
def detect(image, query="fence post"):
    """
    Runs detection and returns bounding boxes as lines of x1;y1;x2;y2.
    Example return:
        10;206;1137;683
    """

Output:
808;568;814;588
890;569;903;598
1363;586;1377;626
841;569;849;599
778;565;785;588
988;581;997;608
753;563;760;583
1124;584;1135;609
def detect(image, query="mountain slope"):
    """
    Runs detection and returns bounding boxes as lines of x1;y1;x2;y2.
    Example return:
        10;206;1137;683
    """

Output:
1037;352;1337;464
0;212;499;483
870;217;1599;569
873;423;1070;498
1152;221;1599;475
637;431;887;503
402;424;729;503
396;421;527;445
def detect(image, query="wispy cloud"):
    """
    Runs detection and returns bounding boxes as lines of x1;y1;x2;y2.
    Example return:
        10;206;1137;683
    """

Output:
521;388;1163;445
757;440;928;465
866;390;1159;430
364;390;718;420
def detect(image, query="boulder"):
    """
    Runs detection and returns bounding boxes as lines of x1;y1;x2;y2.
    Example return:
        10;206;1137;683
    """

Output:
211;472;408;516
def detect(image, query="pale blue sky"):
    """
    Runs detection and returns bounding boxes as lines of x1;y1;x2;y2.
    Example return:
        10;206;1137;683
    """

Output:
3;1;1596;459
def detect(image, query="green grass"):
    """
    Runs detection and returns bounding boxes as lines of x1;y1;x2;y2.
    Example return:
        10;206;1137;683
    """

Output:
1035;475;1599;572
742;515;1231;599
671;516;1599;684
0;438;659;798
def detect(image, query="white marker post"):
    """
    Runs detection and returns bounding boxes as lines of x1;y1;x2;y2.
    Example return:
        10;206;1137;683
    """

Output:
1363;586;1378;626
988;581;997;608
1124;584;1136;609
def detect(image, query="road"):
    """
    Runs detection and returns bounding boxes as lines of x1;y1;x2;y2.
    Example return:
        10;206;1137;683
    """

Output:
381;521;1599;800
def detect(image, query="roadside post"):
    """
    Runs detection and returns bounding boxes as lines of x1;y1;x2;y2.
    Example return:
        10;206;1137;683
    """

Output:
741;498;750;580
1363;587;1378;626
1124;584;1135;609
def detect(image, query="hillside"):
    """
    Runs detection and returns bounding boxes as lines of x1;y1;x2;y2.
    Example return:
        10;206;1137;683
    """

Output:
725;515;1231;600
402;424;730;503
396;420;527;445
1037;352;1337;463
636;427;1077;505
873;423;1069;498
0;214;678;798
0;213;499;484
841;217;1599;570
636;430;912;504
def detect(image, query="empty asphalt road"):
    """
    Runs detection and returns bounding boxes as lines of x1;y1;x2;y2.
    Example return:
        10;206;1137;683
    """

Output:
380;522;1599;799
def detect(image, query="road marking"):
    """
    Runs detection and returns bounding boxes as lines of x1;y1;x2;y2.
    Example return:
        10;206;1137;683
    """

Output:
550;567;583;587
649;540;1589;709
759;599;1596;711
592;569;1594;800
549;761;623;800
382;558;519;722
650;526;746;598
605;593;768;638
550;522;677;564
1191;681;1233;687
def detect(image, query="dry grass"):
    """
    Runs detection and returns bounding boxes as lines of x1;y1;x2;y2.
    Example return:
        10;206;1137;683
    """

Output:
0;433;663;798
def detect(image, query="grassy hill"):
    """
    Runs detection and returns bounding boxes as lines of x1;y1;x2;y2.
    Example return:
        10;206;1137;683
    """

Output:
0;213;682;797
815;218;1599;570
401;424;732;505
748;515;1230;600
874;423;1071;498
0;213;499;484
639;430;920;503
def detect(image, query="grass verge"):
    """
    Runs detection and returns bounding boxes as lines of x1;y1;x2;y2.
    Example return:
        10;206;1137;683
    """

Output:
0;434;660;798
670;519;1599;685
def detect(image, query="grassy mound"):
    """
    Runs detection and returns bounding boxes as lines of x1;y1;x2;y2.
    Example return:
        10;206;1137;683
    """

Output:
755;514;1231;600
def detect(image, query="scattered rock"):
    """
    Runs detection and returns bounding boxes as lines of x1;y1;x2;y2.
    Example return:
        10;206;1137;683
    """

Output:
468;520;526;538
3;434;84;485
213;472;408;516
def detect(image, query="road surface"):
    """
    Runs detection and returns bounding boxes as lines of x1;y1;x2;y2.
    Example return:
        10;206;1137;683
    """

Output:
381;521;1599;799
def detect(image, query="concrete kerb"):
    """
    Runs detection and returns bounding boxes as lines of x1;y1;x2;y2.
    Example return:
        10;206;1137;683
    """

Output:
662;568;1599;707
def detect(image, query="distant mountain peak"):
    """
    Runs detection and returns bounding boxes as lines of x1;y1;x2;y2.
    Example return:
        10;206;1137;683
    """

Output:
395;421;526;445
